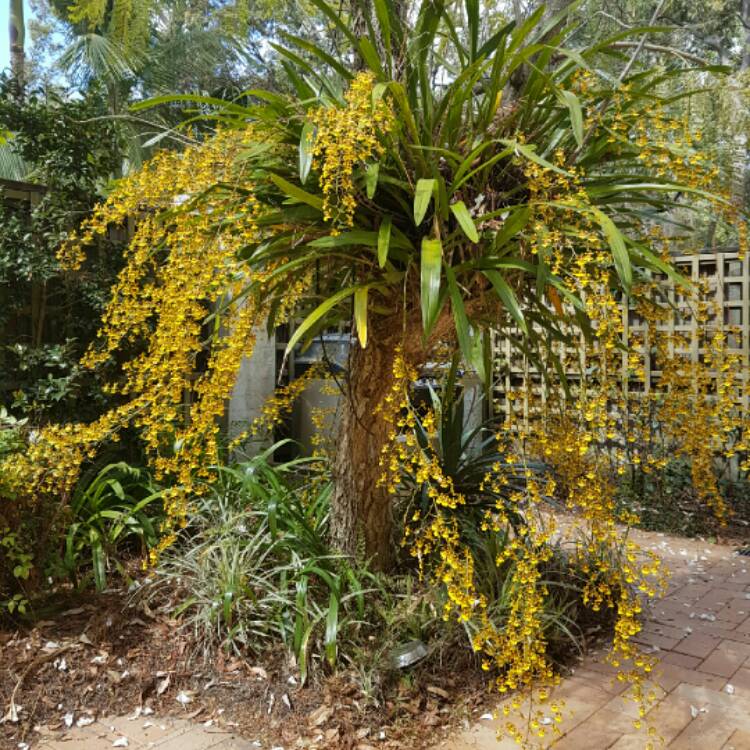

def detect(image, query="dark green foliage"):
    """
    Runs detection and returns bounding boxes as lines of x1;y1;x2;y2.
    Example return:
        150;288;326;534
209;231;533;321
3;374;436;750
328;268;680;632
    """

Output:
141;446;607;691
1;450;163;615
0;78;128;423
143;444;379;682
62;462;164;591
617;457;750;538
403;360;547;533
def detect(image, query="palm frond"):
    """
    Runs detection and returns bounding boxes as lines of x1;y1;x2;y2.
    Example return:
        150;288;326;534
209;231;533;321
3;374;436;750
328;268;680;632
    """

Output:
58;33;136;86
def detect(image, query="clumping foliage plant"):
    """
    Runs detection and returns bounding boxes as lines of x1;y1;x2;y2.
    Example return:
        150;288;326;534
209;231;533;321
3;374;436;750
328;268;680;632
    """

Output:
3;1;750;746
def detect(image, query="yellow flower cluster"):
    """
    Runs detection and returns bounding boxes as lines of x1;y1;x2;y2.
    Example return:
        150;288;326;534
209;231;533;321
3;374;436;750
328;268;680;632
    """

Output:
3;125;306;548
309;72;392;228
573;70;748;259
393;131;749;744
488;240;749;745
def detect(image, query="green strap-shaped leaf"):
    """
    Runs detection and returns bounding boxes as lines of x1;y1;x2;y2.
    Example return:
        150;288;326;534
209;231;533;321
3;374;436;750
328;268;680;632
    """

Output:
282;32;354;80
299;121;315;184
372;0;391;60
493;205;530;251
450;201;479;242
420;237;443;333
354;287;368;349
590;208;632;292
365;162;379;199
358;37;384;75
270;173;323;211
482;269;527;334
324;589;340;667
464;0;479;59
307;228;410;250
378;217;392;268
558;90;584;147
500;139;570;175
446;266;484;380
285;285;361;354
414;178;436;225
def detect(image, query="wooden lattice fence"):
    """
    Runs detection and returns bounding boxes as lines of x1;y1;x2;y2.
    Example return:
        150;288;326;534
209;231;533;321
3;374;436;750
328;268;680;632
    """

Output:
491;247;749;423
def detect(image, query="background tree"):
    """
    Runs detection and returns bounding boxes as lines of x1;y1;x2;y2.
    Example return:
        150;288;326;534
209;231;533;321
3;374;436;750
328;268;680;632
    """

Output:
576;0;750;247
0;79;128;423
9;0;25;90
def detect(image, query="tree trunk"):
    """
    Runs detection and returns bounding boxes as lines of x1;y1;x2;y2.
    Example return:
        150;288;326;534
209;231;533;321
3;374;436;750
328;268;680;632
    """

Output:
742;0;750;213
349;0;371;40
742;0;750;72
330;336;398;570
328;305;458;570
9;0;25;92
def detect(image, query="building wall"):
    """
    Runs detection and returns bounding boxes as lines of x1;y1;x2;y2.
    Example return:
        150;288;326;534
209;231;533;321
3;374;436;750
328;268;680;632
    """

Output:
226;325;277;447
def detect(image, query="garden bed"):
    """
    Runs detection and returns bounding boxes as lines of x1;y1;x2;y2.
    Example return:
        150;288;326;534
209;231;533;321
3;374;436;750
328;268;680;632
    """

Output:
0;587;494;750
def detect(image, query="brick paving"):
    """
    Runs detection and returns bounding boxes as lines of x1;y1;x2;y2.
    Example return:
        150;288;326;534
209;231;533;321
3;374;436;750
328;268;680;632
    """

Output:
438;528;750;749
41;715;259;750
44;529;750;750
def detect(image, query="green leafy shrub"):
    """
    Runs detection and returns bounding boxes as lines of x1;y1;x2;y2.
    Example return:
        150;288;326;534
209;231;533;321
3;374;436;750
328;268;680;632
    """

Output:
1;425;162;614
0;78;128;425
617;456;750;537
1;407;41;614
142;444;377;683
142;442;609;695
62;462;163;591
403;363;547;535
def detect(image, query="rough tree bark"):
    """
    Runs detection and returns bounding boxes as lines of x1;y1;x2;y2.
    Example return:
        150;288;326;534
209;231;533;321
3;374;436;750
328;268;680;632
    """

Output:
9;0;25;93
329;307;460;570
330;334;399;570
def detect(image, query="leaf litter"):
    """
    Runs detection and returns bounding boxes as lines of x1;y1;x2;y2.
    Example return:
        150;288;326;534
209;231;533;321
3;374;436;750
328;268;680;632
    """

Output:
1;588;490;749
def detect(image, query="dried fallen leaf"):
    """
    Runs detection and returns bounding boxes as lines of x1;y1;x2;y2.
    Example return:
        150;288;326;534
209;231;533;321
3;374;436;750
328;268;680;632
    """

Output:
426;686;449;700
175;690;194;706
2;702;21;723
112;738;129;747
308;705;333;727
156;675;171;695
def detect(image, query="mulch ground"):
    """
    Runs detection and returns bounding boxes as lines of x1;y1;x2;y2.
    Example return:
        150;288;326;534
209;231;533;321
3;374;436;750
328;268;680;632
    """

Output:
0;588;492;750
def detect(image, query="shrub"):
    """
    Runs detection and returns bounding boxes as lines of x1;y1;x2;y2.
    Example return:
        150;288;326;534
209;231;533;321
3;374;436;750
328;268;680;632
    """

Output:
61;461;163;591
142;444;618;699
141;444;377;683
1;427;162;613
617;456;750;537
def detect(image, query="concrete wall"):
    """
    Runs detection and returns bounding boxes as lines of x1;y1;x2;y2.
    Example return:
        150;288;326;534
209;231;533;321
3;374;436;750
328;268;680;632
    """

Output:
226;325;277;450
